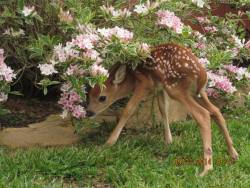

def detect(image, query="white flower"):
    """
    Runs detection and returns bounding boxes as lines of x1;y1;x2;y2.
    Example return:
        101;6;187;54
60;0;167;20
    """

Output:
12;29;25;37
3;28;11;35
231;35;245;49
0;93;8;103
0;63;16;82
22;6;35;17
60;110;68;119
90;64;108;77
97;28;113;38
38;64;58;76
134;4;148;14
192;0;205;8
235;67;250;80
3;28;25;37
199;58;210;67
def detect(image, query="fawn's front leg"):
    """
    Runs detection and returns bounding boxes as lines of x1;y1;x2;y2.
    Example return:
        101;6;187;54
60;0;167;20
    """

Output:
105;74;151;146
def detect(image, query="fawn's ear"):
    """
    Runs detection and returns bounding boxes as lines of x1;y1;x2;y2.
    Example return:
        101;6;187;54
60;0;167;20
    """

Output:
113;65;126;85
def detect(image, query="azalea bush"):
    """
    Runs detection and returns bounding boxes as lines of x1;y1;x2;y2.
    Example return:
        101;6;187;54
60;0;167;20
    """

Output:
0;0;250;119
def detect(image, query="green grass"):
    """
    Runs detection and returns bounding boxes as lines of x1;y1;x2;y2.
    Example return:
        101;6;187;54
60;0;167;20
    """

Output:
0;108;250;188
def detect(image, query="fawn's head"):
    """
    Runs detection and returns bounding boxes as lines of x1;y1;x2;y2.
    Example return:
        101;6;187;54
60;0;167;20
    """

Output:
86;65;135;117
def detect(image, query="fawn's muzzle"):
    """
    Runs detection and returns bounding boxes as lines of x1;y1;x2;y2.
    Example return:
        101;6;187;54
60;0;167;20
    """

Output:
86;110;96;117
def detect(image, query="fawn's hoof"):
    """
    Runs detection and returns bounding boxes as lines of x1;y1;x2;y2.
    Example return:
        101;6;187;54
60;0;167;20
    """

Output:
164;137;173;145
230;147;239;161
198;167;213;177
104;139;117;147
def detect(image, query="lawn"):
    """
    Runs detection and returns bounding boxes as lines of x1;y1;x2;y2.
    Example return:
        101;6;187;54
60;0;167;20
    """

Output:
0;108;249;188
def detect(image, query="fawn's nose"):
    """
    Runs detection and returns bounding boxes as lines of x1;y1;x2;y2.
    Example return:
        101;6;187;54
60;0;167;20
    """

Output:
86;110;96;117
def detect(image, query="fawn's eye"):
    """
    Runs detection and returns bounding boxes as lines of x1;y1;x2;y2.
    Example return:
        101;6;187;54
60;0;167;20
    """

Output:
98;96;106;102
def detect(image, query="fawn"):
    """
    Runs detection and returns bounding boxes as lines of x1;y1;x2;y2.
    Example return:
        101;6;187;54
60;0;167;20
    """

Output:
86;43;238;176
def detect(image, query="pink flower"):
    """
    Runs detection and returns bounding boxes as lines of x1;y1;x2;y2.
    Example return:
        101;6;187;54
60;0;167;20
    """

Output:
84;49;101;61
207;72;236;94
223;64;238;74
204;26;217;33
156;10;184;34
72;105;86;118
53;43;79;63
68;91;81;102
58;89;86;119
195;42;206;50
196;16;210;24
223;65;250;80
72;34;94;50
114;26;133;42
0;49;16;82
65;65;85;76
90;64;109;77
38;64;58;76
199;58;210;67
245;40;250;49
53;44;67;62
206;88;219;98
97;27;133;43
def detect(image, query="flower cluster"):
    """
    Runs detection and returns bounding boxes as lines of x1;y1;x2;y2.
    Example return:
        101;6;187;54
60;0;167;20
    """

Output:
90;64;109;77
101;5;131;18
156;10;184;34
207;72;237;94
38;64;58;76
198;58;250;97
58;85;86;119
46;24;150;118
97;26;134;43
224;65;250;80
204;26;218;33
0;49;16;82
0;49;16;103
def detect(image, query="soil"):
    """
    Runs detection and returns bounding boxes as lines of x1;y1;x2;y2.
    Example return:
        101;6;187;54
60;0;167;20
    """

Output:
0;96;61;128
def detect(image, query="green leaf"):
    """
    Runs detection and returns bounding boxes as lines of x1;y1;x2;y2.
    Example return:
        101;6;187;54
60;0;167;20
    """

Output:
0;108;10;116
9;91;23;96
17;0;24;10
43;87;48;95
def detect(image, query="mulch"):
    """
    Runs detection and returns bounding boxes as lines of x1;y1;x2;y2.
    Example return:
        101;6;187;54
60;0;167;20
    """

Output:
0;97;61;128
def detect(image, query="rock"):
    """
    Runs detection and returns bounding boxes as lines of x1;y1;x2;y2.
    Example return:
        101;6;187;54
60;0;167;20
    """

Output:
0;95;187;148
0;115;79;148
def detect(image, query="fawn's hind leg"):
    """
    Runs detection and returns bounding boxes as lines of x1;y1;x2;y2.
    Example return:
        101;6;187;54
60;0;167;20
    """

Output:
197;89;239;160
166;87;213;176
